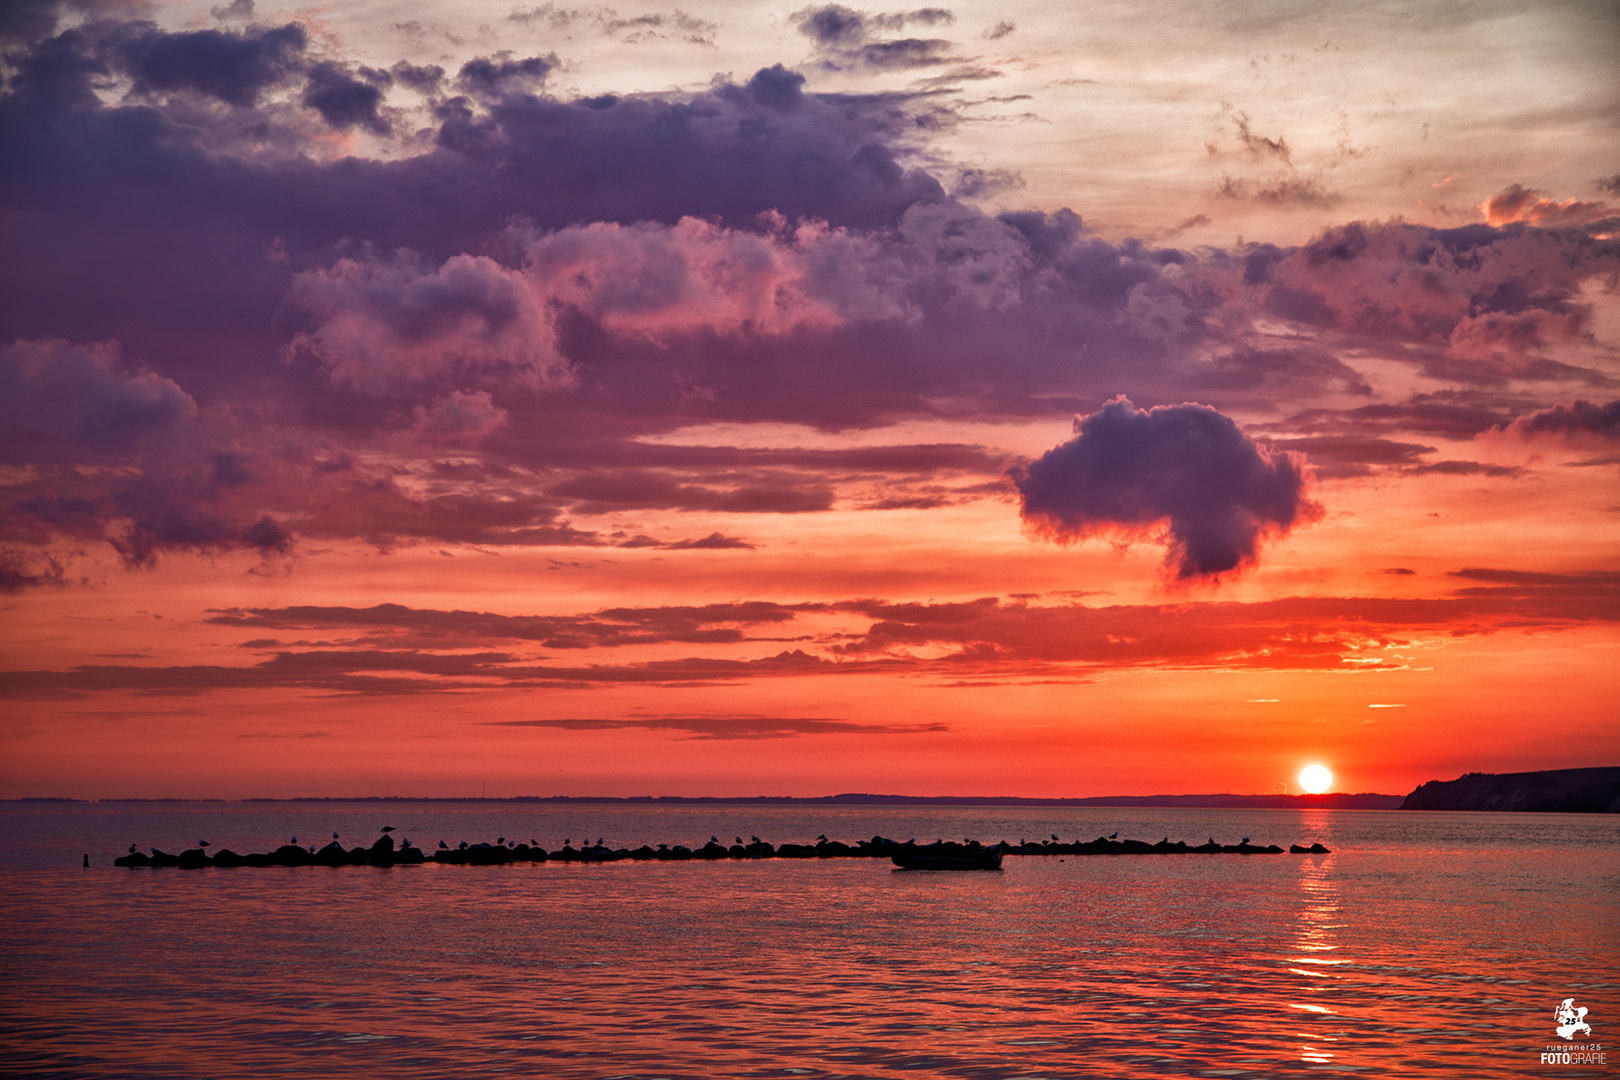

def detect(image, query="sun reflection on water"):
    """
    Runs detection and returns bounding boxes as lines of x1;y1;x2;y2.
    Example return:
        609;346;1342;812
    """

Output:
1287;810;1345;1067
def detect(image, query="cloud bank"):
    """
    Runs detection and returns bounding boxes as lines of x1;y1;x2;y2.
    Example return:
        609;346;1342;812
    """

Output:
0;3;1616;587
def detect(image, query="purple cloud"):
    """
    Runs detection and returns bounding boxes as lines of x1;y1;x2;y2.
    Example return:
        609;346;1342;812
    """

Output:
1012;398;1320;578
2;5;1618;593
0;339;195;463
117;21;308;107
1504;398;1620;440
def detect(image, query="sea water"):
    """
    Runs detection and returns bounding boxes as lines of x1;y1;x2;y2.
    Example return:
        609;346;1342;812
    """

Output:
0;802;1615;1078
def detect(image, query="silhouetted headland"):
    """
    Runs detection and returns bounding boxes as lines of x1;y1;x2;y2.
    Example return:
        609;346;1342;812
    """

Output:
1400;767;1620;812
112;831;1331;868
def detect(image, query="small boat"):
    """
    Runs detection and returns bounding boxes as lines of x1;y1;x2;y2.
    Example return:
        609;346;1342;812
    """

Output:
891;847;1003;871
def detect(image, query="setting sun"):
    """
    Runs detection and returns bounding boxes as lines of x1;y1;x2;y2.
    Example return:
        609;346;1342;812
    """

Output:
1299;765;1334;794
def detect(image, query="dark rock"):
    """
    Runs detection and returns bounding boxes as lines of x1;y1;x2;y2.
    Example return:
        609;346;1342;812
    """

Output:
177;848;211;868
270;844;310;866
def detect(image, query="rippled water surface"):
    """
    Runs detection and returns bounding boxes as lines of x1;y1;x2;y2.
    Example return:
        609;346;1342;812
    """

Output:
1;803;1615;1078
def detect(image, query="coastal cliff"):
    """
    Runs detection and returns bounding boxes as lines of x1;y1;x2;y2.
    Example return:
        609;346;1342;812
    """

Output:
1399;767;1620;812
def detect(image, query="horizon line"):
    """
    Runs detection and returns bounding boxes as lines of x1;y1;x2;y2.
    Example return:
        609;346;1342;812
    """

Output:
6;791;1407;805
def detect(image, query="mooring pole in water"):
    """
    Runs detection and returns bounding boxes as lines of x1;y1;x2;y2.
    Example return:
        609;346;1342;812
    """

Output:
83;853;89;868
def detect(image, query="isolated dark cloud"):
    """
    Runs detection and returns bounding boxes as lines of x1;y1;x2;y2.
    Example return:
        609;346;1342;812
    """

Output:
116;21;308;106
795;4;956;69
1503;398;1620;440
1012;398;1320;578
300;61;389;133
796;4;954;45
455;54;555;100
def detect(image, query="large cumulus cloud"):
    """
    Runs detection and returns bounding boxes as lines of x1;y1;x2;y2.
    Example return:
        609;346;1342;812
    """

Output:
1012;398;1320;579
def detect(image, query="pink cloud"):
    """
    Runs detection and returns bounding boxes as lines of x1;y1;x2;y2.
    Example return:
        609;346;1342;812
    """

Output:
1480;185;1615;228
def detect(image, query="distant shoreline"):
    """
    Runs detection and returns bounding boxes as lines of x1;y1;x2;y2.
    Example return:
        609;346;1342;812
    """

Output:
7;792;1404;809
19;767;1617;810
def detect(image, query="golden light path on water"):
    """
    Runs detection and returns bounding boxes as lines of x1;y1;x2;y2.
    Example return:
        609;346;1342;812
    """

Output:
2;803;1616;1078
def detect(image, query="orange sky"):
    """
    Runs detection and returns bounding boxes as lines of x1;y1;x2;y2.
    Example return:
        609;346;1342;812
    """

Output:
1;0;1617;798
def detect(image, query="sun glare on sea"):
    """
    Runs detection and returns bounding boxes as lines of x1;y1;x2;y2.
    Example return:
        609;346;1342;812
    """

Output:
1299;764;1333;794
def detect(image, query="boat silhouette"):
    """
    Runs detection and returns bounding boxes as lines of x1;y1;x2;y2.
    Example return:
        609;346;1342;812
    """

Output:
892;845;1004;871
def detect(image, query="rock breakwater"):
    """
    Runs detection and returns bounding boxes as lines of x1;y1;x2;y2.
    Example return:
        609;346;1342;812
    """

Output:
112;832;1330;868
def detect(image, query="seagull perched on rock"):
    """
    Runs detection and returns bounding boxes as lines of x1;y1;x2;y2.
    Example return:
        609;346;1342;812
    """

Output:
439;841;448;849
381;826;395;833
1109;832;1118;840
1241;837;1250;845
128;844;136;853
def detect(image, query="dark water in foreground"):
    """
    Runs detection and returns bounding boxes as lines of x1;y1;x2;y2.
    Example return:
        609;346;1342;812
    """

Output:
0;804;1615;1078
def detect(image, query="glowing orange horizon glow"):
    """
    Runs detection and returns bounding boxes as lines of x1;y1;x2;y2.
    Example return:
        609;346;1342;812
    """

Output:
0;0;1616;802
